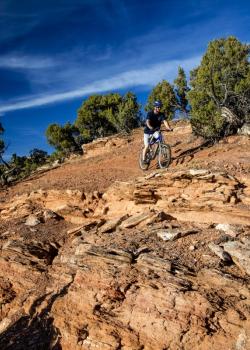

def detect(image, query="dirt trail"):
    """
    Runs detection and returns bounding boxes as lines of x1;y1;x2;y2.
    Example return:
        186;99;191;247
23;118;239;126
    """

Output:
3;122;249;199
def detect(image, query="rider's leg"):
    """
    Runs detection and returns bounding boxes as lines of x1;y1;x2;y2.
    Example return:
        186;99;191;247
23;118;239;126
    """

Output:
142;133;150;162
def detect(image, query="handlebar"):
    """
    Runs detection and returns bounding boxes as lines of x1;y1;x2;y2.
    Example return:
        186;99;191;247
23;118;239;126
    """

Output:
153;128;173;132
161;128;173;132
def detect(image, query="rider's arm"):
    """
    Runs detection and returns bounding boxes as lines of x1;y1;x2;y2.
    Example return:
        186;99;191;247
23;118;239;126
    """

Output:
163;120;173;131
146;119;154;131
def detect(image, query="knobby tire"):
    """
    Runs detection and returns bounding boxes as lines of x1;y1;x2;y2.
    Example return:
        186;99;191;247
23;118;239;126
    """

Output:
139;148;150;170
158;144;171;169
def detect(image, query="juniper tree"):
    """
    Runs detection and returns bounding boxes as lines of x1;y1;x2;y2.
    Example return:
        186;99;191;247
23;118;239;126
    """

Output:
188;36;250;139
174;67;189;117
146;80;177;120
46;122;82;155
0;123;9;168
75;92;141;140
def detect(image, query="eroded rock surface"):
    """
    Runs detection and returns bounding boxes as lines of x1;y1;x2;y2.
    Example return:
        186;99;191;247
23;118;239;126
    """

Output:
103;169;250;225
0;213;249;350
0;124;250;349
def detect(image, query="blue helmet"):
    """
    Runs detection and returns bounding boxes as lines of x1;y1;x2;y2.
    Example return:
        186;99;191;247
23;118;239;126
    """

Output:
154;100;162;108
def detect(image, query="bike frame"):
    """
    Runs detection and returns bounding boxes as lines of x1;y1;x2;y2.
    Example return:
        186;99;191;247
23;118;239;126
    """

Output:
148;130;163;160
149;131;163;145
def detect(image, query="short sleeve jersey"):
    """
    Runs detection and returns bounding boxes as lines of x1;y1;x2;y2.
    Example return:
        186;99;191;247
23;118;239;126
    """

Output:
144;111;166;134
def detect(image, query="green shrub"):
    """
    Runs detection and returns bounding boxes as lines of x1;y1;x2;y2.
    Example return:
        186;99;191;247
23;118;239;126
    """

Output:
189;36;250;139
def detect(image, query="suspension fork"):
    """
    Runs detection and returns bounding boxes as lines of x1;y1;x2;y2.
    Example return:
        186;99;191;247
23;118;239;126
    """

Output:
152;143;159;159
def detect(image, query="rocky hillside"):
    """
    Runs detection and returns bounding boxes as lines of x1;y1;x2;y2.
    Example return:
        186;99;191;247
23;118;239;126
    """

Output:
0;121;249;350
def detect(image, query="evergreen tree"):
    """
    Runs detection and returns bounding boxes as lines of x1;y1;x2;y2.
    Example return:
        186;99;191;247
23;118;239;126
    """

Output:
0;123;9;168
0;123;4;161
10;153;27;169
99;93;123;133
174;67;189;116
146;80;177;120
75;92;141;140
188;36;250;139
46;122;82;155
75;94;116;141
29;149;48;165
116;92;141;132
9;149;48;179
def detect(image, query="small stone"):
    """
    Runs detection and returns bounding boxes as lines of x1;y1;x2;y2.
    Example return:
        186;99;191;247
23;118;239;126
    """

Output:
189;245;195;251
208;243;232;262
43;209;61;221
25;214;41;226
223;239;250;275
145;211;175;225
156;229;181;241
216;223;230;231
120;212;152;229
215;223;238;237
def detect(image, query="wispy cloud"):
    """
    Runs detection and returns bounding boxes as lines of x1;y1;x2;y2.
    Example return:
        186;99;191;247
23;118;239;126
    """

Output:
0;55;200;113
0;54;57;69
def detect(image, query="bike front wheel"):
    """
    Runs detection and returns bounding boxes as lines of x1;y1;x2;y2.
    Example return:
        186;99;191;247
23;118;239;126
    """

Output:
158;144;171;169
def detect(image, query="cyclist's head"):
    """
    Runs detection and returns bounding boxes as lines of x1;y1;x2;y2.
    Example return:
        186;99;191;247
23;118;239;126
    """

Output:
153;100;162;109
153;100;162;113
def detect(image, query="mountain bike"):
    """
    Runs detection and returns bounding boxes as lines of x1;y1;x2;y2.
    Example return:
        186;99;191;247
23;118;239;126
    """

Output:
139;130;171;171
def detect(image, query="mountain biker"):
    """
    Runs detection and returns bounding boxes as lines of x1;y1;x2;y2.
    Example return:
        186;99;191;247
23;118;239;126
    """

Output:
142;100;173;164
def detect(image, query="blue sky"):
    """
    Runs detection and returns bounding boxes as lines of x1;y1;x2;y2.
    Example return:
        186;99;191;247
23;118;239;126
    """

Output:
0;0;249;158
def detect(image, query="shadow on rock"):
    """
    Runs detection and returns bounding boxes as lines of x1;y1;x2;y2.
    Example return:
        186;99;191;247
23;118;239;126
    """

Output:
0;315;61;350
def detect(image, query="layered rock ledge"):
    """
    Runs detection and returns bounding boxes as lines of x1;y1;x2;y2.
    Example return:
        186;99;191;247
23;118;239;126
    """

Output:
0;164;250;349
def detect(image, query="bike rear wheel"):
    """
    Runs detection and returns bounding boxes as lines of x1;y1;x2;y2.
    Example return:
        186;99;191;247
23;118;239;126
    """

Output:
139;148;150;170
158;144;171;169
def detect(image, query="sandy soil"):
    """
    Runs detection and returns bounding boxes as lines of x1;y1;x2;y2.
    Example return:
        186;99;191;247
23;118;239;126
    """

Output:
2;122;249;200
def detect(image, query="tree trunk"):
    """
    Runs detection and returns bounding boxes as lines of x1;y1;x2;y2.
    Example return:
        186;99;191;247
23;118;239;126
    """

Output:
221;107;243;136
